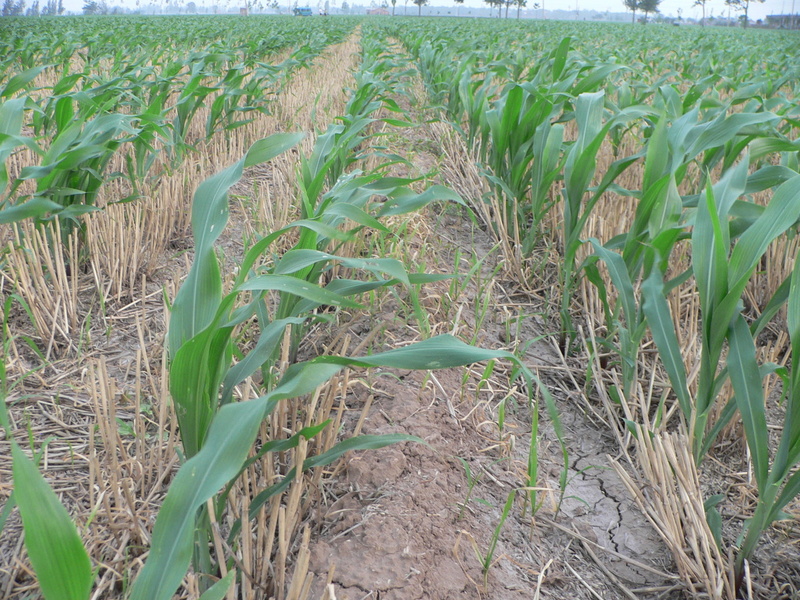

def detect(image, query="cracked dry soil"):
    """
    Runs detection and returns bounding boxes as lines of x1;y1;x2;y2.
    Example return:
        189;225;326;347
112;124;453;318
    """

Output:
305;212;675;600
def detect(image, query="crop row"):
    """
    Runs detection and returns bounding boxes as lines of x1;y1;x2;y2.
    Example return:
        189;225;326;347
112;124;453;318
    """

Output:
369;17;800;596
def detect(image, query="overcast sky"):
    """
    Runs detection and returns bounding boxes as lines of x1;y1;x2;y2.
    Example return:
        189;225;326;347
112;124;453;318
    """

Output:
60;0;790;20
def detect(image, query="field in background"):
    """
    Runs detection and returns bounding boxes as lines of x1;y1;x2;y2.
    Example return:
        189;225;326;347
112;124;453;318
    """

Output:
1;15;800;600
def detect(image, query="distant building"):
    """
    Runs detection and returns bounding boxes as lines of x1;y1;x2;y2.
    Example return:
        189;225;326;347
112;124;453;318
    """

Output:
366;7;389;14
766;14;799;28
240;6;248;14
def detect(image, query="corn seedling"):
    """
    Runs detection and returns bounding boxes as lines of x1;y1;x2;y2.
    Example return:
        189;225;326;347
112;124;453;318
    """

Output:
477;490;515;589
726;254;800;589
455;457;489;521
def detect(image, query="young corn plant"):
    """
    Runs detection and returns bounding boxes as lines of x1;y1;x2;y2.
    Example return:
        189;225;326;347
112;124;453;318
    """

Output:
0;296;94;600
645;168;800;461
559;91;651;350
623;168;800;591
132;128;562;599
727;254;800;590
0;129;560;600
4;111;142;239
479;82;564;256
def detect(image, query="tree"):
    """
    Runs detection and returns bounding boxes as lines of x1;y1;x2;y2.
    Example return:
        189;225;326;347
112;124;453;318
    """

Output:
693;0;707;26
453;0;461;16
25;0;38;13
484;0;501;16
514;0;524;18
724;0;763;28
622;0;637;23
412;0;425;15
638;0;659;22
390;0;395;14
83;0;108;12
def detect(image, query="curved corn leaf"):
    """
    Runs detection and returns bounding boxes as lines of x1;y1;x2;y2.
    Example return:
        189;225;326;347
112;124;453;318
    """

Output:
727;315;770;493
168;132;303;358
641;267;691;418
238;274;363;310
198;571;235;600
11;443;93;600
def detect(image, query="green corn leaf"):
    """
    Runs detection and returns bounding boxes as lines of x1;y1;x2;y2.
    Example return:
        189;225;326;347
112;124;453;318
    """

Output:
0;490;14;534
727;315;770;494
704;494;725;550
0;97;27;135
745;165;798;196
11;443;93;600
770;468;800;522
642;267;692;418
751;275;791;339
0;197;63;225
692;181;729;336
377;185;464;217
749;137;800;161
774;258;800;481
220;317;305;404
647;175;682;244
727;174;800;294
589;239;636;329
219;422;331;513
54;97;74;134
573;64;625;97
319;333;517;371
238;275;363;310
322;202;391;233
686;111;779;159
170;308;237;458
198;571;235;600
711;152;749;222
551;36;571;81
1;66;50;99
244;132;305;168
274;250;411;286
641;114;668;193
168;132;303;357
290;273;452;316
167;164;239;356
285;218;352;242
700;397;738;459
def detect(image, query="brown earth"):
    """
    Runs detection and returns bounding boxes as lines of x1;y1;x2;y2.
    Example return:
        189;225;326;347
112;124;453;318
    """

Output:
299;205;679;600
